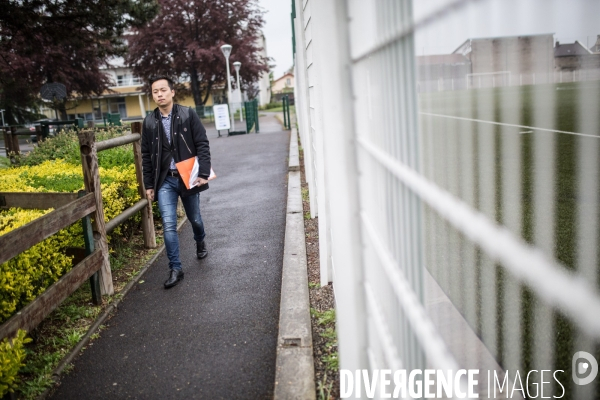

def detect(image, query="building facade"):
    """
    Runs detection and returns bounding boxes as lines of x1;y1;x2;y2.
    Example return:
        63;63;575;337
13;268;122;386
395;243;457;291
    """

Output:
255;33;272;107
271;72;295;94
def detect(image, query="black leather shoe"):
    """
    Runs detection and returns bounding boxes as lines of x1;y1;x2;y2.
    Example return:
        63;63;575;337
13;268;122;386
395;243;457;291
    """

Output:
164;269;184;289
197;240;208;259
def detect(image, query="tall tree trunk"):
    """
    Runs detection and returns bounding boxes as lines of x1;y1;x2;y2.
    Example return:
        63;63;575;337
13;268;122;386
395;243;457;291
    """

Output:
189;66;203;106
58;100;68;120
202;81;213;105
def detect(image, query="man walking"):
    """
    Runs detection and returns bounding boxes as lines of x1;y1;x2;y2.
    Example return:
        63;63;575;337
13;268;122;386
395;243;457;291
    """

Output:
141;76;211;288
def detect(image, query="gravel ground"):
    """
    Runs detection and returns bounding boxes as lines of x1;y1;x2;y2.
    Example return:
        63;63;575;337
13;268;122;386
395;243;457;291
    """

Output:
299;146;340;399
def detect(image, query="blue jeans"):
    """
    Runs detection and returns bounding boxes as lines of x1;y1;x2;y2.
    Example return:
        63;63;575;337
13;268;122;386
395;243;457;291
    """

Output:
157;176;206;271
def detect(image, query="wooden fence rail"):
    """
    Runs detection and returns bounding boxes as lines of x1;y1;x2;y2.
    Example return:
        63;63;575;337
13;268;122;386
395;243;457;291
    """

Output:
0;249;104;341
0;192;78;210
0;193;96;265
0;191;103;342
95;133;141;151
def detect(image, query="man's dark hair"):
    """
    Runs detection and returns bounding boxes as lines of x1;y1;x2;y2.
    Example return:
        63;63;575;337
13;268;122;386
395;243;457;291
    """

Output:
149;75;174;90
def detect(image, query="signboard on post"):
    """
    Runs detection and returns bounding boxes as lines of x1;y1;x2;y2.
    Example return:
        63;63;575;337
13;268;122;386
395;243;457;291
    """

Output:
214;104;231;131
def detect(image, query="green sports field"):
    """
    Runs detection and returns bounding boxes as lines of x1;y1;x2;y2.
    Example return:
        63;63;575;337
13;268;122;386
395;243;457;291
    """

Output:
419;80;600;398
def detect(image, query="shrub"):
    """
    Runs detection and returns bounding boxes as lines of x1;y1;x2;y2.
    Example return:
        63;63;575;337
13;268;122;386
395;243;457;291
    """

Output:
260;102;282;110
0;330;31;397
15;128;134;169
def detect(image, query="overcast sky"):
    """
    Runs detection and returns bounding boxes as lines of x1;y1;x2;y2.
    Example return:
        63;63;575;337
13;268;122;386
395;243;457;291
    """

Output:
414;0;600;55
253;0;600;77
257;0;294;79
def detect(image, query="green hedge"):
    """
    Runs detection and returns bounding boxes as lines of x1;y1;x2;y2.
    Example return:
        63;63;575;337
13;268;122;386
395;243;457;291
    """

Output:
0;330;30;397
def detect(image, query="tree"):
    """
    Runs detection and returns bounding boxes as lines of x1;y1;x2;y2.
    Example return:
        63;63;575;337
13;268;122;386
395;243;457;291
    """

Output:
126;0;270;106
0;0;158;123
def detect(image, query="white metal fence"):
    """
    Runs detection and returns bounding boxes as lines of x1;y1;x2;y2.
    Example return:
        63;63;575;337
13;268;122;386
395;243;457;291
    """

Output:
418;69;600;93
293;0;600;398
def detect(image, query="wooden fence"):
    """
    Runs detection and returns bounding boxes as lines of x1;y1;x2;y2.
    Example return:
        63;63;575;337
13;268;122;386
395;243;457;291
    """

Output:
0;122;155;341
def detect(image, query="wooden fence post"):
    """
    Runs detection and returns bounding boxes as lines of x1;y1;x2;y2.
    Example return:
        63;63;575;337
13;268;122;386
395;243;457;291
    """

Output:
79;191;102;305
78;129;114;295
6;127;20;160
130;122;156;248
35;125;43;144
3;128;11;156
10;127;20;154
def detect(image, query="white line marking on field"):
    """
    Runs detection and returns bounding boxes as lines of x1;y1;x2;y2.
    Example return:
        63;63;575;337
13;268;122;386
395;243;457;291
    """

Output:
420;112;600;139
520;130;533;134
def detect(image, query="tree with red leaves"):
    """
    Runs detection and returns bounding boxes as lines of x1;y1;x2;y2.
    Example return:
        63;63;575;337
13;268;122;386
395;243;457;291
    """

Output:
126;0;270;106
0;0;158;123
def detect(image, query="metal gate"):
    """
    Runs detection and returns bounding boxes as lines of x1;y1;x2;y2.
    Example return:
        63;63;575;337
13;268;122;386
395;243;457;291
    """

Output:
244;99;259;133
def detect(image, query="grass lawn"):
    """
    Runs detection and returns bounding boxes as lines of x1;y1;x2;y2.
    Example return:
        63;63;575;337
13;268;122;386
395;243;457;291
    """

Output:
419;80;600;397
262;105;295;113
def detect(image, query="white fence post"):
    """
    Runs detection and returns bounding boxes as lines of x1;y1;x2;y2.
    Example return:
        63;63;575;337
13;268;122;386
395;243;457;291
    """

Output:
293;0;318;218
314;0;370;372
311;2;334;286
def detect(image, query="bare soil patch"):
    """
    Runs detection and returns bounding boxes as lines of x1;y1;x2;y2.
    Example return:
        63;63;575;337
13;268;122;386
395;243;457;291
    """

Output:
299;145;340;399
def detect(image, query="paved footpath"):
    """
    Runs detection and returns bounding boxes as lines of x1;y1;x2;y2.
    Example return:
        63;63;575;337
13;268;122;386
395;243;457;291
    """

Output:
51;115;290;399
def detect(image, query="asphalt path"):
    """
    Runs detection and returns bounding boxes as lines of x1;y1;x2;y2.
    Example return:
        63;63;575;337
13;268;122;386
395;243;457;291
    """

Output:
51;115;290;399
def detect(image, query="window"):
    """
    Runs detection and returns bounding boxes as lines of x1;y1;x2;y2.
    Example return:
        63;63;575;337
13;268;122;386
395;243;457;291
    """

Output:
69;113;94;121
115;75;140;86
286;78;291;86
92;99;103;119
108;97;127;118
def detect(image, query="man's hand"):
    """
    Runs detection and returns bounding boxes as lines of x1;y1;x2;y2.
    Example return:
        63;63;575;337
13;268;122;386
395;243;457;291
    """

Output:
192;177;208;187
146;189;154;202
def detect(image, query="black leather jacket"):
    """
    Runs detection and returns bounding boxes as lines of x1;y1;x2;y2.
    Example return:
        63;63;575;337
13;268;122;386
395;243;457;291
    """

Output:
141;104;211;198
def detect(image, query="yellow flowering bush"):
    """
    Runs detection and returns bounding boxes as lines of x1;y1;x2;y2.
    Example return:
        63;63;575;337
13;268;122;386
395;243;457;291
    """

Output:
0;160;140;230
0;330;31;397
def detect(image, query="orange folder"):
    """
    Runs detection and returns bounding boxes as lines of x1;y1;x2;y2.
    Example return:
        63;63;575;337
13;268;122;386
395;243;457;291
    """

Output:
175;157;216;189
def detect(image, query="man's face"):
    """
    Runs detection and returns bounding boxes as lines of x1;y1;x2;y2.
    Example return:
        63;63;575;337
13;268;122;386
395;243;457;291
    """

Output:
151;79;174;107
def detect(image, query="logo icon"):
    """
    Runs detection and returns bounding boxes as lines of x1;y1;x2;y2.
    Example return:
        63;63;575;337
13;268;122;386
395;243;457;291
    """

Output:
572;351;598;385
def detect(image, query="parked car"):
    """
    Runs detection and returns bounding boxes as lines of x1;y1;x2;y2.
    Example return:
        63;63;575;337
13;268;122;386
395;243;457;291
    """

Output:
27;119;59;142
14;124;37;136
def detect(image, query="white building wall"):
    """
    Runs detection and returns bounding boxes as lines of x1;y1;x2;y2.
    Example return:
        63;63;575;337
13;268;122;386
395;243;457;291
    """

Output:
256;34;271;106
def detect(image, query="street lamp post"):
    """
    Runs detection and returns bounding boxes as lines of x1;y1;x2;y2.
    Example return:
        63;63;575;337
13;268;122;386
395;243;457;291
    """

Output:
233;61;243;122
220;44;235;132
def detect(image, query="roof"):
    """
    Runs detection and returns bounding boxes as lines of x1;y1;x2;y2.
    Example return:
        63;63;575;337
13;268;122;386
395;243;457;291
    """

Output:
417;54;470;65
555;41;593;57
452;33;555;54
273;73;294;83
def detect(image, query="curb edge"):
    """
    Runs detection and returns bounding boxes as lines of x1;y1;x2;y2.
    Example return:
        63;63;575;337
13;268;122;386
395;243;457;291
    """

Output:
274;128;316;399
